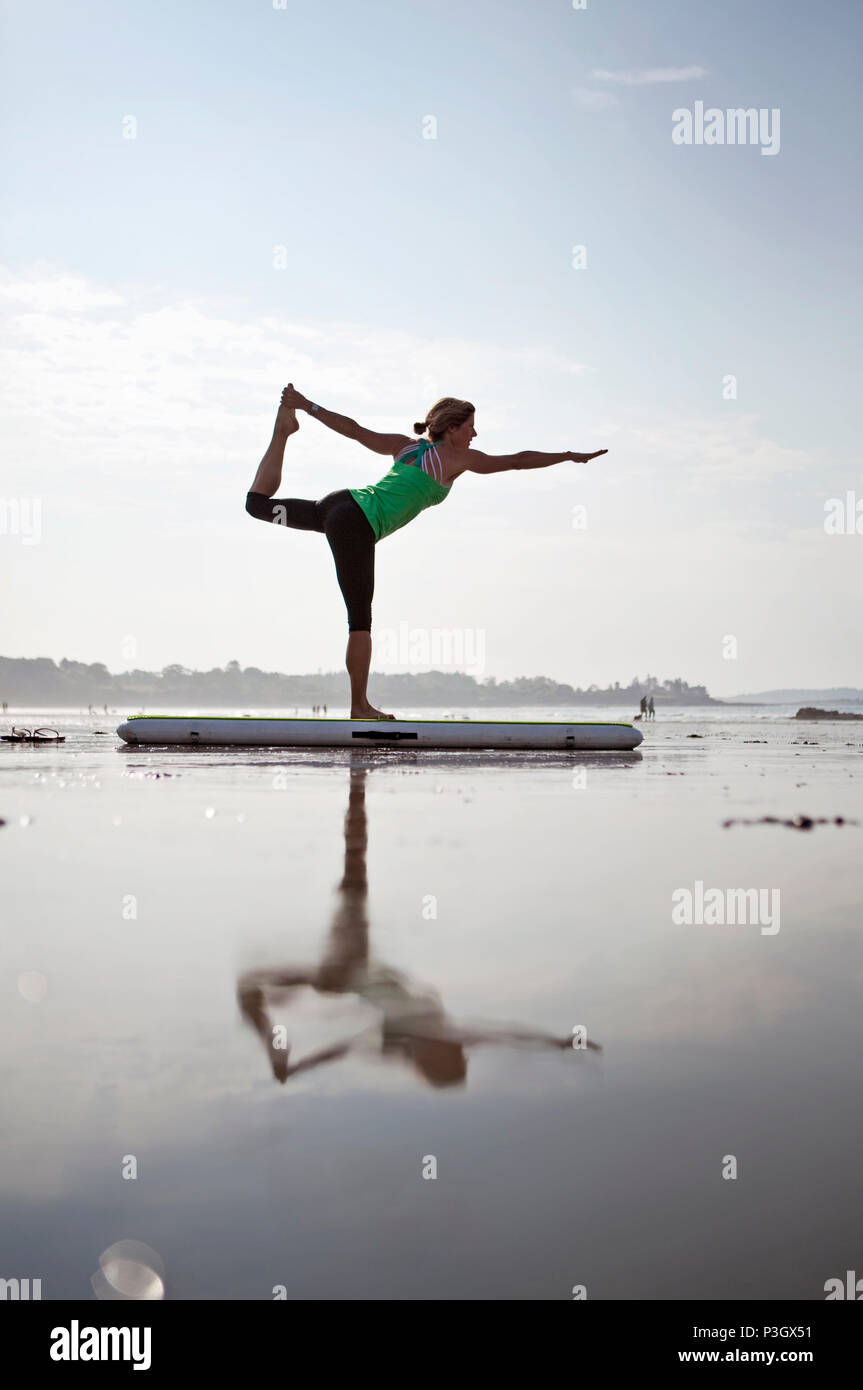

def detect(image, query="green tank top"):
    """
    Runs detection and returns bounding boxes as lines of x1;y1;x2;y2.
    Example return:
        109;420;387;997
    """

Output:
348;439;451;541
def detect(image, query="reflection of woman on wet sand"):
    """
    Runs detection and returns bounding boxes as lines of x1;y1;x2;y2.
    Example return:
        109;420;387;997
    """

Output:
238;765;601;1088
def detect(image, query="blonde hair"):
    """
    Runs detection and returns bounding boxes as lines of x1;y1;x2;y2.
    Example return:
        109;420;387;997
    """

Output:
412;397;475;442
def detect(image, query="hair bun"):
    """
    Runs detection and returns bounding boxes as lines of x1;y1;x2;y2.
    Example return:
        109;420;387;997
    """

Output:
413;420;428;434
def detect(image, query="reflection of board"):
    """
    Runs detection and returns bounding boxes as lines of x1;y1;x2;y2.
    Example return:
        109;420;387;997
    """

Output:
117;716;642;751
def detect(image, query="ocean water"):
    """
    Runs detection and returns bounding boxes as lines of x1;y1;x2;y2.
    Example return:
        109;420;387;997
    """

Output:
1;706;861;1299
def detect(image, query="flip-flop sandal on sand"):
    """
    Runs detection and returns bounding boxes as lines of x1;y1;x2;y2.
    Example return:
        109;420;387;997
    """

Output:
1;727;66;743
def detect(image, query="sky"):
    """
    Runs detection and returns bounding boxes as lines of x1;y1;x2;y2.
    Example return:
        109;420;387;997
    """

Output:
1;0;861;696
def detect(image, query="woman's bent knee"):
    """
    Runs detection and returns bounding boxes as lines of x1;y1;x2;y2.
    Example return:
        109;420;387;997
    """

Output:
245;490;271;520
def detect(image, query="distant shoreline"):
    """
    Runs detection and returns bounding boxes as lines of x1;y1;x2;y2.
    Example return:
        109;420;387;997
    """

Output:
0;656;723;708
3;657;861;711
725;690;863;704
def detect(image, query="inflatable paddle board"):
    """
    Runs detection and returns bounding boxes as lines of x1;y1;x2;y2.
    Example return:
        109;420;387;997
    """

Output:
116;716;642;751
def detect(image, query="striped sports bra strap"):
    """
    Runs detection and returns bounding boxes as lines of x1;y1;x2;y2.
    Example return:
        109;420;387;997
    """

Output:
404;439;430;464
401;438;444;480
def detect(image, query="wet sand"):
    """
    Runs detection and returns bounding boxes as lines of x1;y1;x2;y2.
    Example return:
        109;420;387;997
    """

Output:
1;707;860;1299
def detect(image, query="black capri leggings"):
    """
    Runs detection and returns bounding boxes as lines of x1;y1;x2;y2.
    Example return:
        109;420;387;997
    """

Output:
245;488;376;631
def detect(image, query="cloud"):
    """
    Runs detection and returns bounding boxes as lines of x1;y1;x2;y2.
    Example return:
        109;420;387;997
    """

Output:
591;66;708;85
0;264;127;312
0;265;595;498
626;416;813;484
0;264;824;524
572;87;619;111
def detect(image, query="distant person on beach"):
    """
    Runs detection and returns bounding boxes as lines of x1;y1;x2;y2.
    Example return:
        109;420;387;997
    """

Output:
246;386;607;721
648;696;655;719
640;696;648;718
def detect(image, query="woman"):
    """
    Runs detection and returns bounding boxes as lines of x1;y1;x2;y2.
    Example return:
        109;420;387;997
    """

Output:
246;385;607;720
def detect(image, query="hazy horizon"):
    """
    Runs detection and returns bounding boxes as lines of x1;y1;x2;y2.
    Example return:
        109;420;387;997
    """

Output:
3;653;863;704
2;651;862;707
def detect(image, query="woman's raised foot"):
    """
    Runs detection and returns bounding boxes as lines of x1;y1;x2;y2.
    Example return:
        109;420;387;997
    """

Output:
276;400;300;436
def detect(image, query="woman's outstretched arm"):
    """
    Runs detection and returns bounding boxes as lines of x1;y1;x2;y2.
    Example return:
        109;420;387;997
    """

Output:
461;448;608;474
280;383;410;457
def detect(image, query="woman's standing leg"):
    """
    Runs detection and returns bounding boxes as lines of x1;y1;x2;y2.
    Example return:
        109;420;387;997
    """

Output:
319;495;394;720
346;632;379;718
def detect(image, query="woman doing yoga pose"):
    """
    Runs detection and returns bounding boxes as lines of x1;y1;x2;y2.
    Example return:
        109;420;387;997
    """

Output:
246;384;607;720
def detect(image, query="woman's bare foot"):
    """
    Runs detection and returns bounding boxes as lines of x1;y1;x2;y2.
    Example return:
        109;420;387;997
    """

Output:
351;703;397;720
276;398;300;437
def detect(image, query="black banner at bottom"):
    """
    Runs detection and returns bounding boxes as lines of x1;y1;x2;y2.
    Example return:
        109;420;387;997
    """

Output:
3;1298;858;1373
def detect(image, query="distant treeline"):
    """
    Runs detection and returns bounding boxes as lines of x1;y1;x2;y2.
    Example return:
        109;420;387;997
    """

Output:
0;656;722;708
